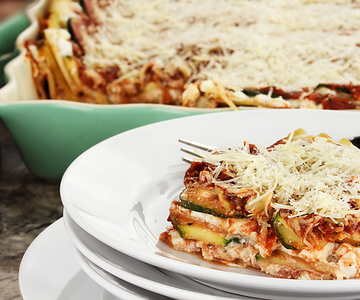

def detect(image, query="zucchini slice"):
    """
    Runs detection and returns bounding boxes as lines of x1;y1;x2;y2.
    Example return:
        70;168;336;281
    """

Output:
242;89;262;97
177;223;228;246
180;199;228;217
315;83;350;94
334;233;360;246
179;189;248;218
180;188;232;215
273;214;305;250
179;199;246;218
176;221;243;246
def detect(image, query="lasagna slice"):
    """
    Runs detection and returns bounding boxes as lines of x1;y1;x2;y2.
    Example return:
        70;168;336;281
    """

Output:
25;0;360;109
160;129;360;279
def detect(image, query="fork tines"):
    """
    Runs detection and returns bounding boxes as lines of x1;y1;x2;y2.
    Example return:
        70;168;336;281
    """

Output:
179;139;214;163
178;138;213;151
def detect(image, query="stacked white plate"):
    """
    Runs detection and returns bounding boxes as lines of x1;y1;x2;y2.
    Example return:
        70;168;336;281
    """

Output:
20;110;360;300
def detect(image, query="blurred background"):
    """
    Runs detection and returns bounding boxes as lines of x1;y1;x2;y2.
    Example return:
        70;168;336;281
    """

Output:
0;0;32;22
0;2;63;300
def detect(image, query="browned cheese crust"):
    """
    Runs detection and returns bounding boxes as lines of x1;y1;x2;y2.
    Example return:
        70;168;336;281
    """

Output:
25;0;360;109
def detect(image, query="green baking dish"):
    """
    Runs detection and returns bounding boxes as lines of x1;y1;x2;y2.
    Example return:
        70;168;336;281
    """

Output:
0;13;30;87
0;0;225;181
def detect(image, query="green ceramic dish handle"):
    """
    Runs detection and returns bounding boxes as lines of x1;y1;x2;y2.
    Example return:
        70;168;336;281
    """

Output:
0;12;31;88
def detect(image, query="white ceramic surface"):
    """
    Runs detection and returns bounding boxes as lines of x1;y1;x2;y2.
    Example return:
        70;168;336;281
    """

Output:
19;218;175;300
19;219;121;300
74;248;172;300
60;109;360;300
64;210;252;300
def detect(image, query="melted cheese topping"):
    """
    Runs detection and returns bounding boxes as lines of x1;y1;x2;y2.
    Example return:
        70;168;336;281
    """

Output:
199;132;360;219
46;28;73;57
81;0;360;91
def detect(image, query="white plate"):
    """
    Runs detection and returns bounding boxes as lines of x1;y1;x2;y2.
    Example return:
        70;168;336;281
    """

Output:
19;219;119;300
74;247;172;300
63;209;252;300
60;109;360;300
19;218;169;300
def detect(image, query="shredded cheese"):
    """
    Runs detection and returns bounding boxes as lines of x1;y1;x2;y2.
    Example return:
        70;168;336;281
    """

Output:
199;132;360;220
45;28;73;57
78;0;360;92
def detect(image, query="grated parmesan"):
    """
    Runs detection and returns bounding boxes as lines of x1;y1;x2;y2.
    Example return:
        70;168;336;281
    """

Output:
80;0;360;92
199;132;360;220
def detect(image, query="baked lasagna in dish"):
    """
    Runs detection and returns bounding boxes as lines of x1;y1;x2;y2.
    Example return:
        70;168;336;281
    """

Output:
160;129;360;279
25;0;360;109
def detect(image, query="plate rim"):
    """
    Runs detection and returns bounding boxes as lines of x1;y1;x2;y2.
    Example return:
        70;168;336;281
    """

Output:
60;109;360;297
64;209;251;300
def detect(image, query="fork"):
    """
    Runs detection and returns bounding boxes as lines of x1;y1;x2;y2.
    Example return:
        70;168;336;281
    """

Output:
179;136;360;164
179;138;213;163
